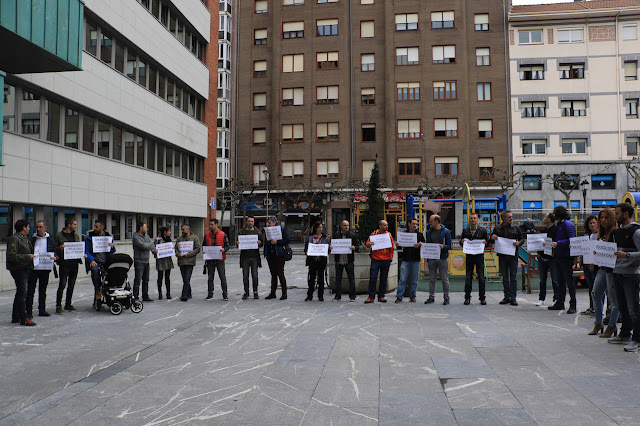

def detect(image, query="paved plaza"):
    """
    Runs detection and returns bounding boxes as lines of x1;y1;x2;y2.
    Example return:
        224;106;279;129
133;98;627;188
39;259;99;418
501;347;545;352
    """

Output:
1;254;639;425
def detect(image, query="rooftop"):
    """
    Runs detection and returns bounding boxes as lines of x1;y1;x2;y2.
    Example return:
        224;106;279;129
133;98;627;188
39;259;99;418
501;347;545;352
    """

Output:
512;0;640;15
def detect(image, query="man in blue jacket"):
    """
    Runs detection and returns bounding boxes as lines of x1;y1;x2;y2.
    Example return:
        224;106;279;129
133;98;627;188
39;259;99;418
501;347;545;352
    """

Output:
425;215;452;305
85;220;116;307
548;206;577;313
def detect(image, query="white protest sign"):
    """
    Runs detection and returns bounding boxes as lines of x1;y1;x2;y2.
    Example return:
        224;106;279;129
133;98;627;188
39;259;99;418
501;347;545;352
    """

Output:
203;246;223;260
177;241;194;255
92;236;113;253
307;244;329;257
495;237;516;256
238;234;259;250
397;232;417;247
33;250;40;267
526;234;546;252
370;233;392;251
420;243;441;260
156;242;175;259
543;237;553;256
594;241;617;269
463;239;485;255
265;226;283;241
34;252;55;270
570;236;589;257
63;242;85;260
330;239;352;254
582;239;597;264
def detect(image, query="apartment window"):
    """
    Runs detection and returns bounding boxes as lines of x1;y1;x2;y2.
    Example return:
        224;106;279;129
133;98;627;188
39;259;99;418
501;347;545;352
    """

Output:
252;164;267;185
317;19;338;36
317;51;338;69
64;108;79;149
476;48;490;66
361;54;375;71
361;88;375;105
561;139;587;154
558;28;584;43
254;29;267;45
560;63;584;79
431;11;454;29
97;121;110;158
282;124;304;142
479;158;494;180
82;115;95;153
20;91;40;135
395;13;418;31
397;82;420;101
86;21;97;56
624;61;638;81
432;45;455;64
283;22;304;38
282;161;304;179
253;93;267;110
398;158;421;176
126;50;138;82
433;81;456;100
283;0;304;5
519;30;542;45
477;83;491;101
397;47;419;65
255;0;267;13
45;100;60;143
283;54;304;72
435;157;458;176
282;88;304;106
626;99;639;118
523;175;542;190
520;65;544;80
3;84;15;132
253;128;267;145
362;124;375;142
100;31;113;65
592;175;616;190
362;160;375;179
361;21;374;38
627;137;640;156
475;14;489;31
317;122;339;141
434;119;458;138
317;160;339;178
361;0;373;3
397;119;420;139
623;24;638;40
254;60;267;77
521;101;545;117
522;140;546;155
318;0;338;3
316;86;339;104
478;120;492;138
561;100;586;117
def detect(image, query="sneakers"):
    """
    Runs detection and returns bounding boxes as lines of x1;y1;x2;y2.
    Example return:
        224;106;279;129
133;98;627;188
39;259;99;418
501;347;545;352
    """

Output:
510;299;519;306
499;298;510;305
409;297;416;303
535;300;545;306
443;300;449;305
205;294;213;300
254;292;259;299
579;307;594;315
395;297;402;303
142;297;154;302
480;299;487;305
55;306;64;315
39;311;51;317
548;303;565;311
265;294;277;300
21;318;36;326
608;336;631;344
464;298;470;305
567;306;577;314
364;298;374;304
223;295;229;301
242;293;249;300
64;305;77;312
280;295;287;300
379;297;387;303
166;294;172;300
305;296;313;301
180;297;188;301
424;297;435;304
350;297;356;302
623;341;640;352
333;297;340;301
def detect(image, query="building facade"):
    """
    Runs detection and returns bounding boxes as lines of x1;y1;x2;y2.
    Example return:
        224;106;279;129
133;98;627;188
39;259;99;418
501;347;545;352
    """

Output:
509;0;640;219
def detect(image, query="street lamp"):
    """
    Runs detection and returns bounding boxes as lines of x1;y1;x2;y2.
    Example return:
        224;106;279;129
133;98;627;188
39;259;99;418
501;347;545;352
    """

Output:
580;179;589;214
263;167;270;220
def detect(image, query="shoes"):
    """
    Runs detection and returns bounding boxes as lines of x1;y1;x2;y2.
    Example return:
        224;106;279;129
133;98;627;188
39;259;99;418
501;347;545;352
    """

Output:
265;293;277;300
305;296;313;301
601;325;618;338
425;297;435;304
499;298;510;305
21;318;36;326
443;300;449;305
535;300;545;306
166;294;172;300
395;297;402;303
158;294;163;300
410;297;416;303
280;295;287;300
350;298;356;302
142;297;154;302
242;293;249;300
254;292;259;299
623;341;640;352
567;302;577;314
588;324;604;335
223;295;229;301
64;305;77;312
318;297;324;302
333;297;341;301
580;307;594;315
548;302;565;311
464;298;470;305
205;295;213;300
510;300;519;306
364;298;374;304
12;318;19;324
379;297;387;303
56;306;64;315
480;299;487;305
608;335;631;344
180;297;188;301
39;311;51;317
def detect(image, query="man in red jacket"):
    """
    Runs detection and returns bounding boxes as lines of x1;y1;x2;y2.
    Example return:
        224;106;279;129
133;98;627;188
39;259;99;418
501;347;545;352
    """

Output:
364;220;395;304
203;218;230;300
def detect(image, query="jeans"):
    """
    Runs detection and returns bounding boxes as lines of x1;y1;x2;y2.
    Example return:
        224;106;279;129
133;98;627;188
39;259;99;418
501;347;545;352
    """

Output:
556;257;576;305
26;270;51;317
57;263;78;307
592;269;618;326
133;262;150;299
157;270;171;296
307;262;326;298
206;260;228;297
538;257;559;301
498;255;518;300
615;273;640;342
397;260;420;299
242;257;259;294
464;254;485;300
179;265;194;299
266;255;287;295
335;262;356;299
90;263;103;292
584;265;596;310
368;259;391;299
11;269;30;323
428;259;450;301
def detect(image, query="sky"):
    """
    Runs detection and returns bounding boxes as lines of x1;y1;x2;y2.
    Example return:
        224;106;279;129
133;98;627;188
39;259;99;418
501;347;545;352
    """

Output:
512;0;574;4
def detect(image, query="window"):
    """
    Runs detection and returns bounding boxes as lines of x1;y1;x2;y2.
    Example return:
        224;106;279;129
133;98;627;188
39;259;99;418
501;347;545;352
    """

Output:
397;119;420;139
362;160;375;179
361;21;374;38
560;63;584;79
282;161;304;179
362;124;375;142
624;61;638;81
561;100;586;117
126;50;137;82
432;45;455;64
317;122;339;141
522;140;546;155
434;119;458;137
255;0;267;13
558;28;584;43
283;22;304;38
283;0;304;5
137;136;146;168
395;13;418;31
431;11;454;29
519;30;542;45
45;100;60;143
3;84;15;132
435;157;458;176
561;139;587;154
623;24;638;40
479;158;494;180
397;82;420;101
317;51;338;69
520;65;544;80
253;93;267;110
433;81;456;100
254;29;267;45
476;48;490;66
97;121;110;158
398;158;421;176
86;21;97;56
318;0;338;3
626;99;639;118
592;175;616;190
282;124;304;142
361;88;375;105
317;160;339;177
521;101;545;117
361;54;374;71
20;90;40;135
282;88;304;106
254;60;267;77
627;137;640;156
283;54;304;72
82;115;95;153
475;14;489;31
317;19;338;36
100;31;113;65
554;174;579;190
252;164;267;185
316;85;338;104
478;120;492;138
477;83;491;101
113;127;122;161
253;128;266;145
523;175;542;190
397;47;419;65
64;108;79;149
361;0;373;3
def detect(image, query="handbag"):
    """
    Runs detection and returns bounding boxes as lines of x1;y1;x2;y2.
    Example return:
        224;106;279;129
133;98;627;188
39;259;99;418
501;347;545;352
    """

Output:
283;245;293;261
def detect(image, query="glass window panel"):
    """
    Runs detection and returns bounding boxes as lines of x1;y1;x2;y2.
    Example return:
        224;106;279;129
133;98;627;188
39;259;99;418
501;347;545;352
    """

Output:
156;143;165;172
86;21;97;56
177;23;184;44
189;95;195;117
167;80;175;105
100;31;113;65
97;121;110;157
138;59;147;88
148;67;157;94
173;150;181;177
64;108;79;149
158;74;166;99
147;140;155;170
113;127;122;160
189;156;195;180
45;100;60;143
111;213;121;241
126;50;137;81
182;90;189;113
115;41;125;73
20;90;40;136
170;15;177;36
3;84;16;132
82;115;95;153
136;136;145;167
165;147;173;175
124;131;135;164
182;153;188;179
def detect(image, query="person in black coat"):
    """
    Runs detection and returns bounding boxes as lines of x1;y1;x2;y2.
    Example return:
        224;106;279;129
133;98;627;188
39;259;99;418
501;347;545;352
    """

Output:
331;220;359;301
395;218;425;303
460;213;489;305
27;220;58;318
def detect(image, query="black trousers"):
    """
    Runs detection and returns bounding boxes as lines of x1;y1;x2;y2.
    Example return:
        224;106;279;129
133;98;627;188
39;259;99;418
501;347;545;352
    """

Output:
465;254;486;300
307;262;326;298
27;270;51;317
157;270;171;295
57;263;78;308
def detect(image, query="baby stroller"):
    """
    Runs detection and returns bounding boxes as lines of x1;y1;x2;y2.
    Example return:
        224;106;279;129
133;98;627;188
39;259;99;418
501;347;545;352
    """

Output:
96;253;143;315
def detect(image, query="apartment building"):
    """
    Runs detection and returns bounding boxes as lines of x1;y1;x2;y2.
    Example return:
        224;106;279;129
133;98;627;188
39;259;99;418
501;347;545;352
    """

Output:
509;0;640;216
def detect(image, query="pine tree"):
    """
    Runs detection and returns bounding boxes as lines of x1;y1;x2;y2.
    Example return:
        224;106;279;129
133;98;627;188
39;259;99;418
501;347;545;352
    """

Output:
357;162;384;243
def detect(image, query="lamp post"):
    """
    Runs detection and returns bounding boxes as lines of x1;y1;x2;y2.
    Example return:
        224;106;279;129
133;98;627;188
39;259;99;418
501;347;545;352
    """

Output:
263;167;270;221
580;179;589;214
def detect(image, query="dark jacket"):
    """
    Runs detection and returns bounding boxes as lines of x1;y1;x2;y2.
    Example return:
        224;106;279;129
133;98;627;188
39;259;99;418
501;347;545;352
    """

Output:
6;232;34;271
264;226;290;258
460;226;489;255
400;230;426;262
555;219;576;258
332;230;359;264
305;234;330;267
153;236;174;271
491;222;525;256
238;228;264;267
425;225;452;260
54;230;82;266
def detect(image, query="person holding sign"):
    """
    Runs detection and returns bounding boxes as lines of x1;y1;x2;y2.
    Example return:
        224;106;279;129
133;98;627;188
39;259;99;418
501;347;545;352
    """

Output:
85;220;116;308
580;215;598;316
535;213;559;307
175;224;201;301
460;213;489;305
395;218;425;303
132;222;158;302
364;220;395;304
425;215;452;305
6;220;37;326
331;220;359;301
491;210;525;306
304;222;331;301
590;209;618;337
203;218;230;301
54;218;85;314
26;220;58;318
547;206;577;313
238;216;264;300
264;216;290;300
154;227;174;299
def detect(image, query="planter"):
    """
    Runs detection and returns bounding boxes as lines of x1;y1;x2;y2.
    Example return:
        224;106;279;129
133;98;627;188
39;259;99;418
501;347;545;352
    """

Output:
328;252;398;295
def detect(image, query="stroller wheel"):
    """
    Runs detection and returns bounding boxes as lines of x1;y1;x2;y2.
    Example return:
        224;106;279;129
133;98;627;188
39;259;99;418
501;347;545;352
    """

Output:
110;302;123;315
131;300;143;313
